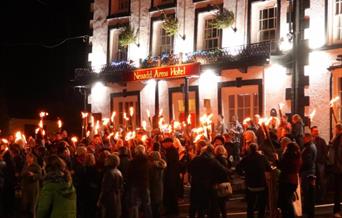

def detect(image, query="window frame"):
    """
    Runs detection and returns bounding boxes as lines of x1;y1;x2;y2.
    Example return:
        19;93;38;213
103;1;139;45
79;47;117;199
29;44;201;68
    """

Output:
108;0;131;18
107;24;130;64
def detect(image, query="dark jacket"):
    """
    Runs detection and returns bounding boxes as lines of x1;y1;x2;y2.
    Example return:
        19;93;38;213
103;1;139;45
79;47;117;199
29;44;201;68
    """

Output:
236;151;271;190
314;136;328;164
291;122;304;148
98;168;123;218
126;155;150;190
331;133;342;173
301;142;317;178
149;159;167;204
278;152;301;185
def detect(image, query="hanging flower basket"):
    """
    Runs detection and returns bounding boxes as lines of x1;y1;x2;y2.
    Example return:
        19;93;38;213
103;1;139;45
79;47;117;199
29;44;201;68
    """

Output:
211;8;235;29
161;14;179;36
119;25;137;47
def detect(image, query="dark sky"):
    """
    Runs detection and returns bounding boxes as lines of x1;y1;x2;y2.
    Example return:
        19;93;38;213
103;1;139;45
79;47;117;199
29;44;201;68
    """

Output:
0;0;90;134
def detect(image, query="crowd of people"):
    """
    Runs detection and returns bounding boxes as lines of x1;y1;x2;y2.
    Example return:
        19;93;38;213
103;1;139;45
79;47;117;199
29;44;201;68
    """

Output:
0;110;341;218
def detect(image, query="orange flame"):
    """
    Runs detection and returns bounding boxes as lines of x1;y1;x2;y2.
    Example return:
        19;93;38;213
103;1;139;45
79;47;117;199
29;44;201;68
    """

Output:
123;112;129;121
243;117;251;125
125;131;136;141
159;109;163;117
330;96;340;107
146;109;151;118
94;120;100;135
114;132;120;140
173;121;181;129
142;120;147;130
39;111;48;118
187;114;192;125
57;119;63;129
38;120;43;129
86;130;91;137
110;111;116;123
81;112;89;119
309;109;316;121
1;139;8;144
71;136;78;143
278;103;285;111
129;107;134;117
102;118;110;126
141;135;148;143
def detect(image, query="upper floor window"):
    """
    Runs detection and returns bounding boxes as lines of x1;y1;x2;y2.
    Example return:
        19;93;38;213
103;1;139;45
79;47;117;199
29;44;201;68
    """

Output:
204;18;221;50
152;0;175;8
151;20;174;56
109;27;128;63
251;0;278;51
110;0;130;16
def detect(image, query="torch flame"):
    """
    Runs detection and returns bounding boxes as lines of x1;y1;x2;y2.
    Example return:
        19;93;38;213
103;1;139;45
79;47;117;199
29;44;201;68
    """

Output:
38;120;43;129
94;120;100;134
1;139;8;144
146;109;151;118
86;130;90;137
187;114;192;125
330;96;340;107
110;111;116;123
57;119;63;129
114;132;120;140
278;103;285;110
141;135;148;143
309;109;316;121
123;112;129;121
142;120;147;130
35;128;40;135
125;131;136;141
71;136;78;143
173;121;181;129
159;109;163;117
81;112;89;119
158;117;164;129
129;107;134;117
39;111;48;118
102;118;110;126
91;116;95;125
243;117;251;125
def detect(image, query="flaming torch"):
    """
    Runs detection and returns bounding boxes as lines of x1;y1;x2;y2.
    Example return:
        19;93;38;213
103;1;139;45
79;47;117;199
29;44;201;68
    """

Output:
57;118;63;132
129;107;134;129
146;109;152;128
330;96;340;123
111;111;116;125
81;112;89;138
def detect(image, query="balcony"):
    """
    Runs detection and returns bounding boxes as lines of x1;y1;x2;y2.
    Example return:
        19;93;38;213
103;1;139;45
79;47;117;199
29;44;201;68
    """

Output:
73;41;270;85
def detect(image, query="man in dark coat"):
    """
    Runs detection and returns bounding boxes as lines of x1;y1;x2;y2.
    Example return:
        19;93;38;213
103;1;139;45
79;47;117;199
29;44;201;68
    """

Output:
330;124;342;217
301;133;317;218
162;137;180;216
236;143;271;218
311;126;328;202
126;145;152;218
188;145;228;218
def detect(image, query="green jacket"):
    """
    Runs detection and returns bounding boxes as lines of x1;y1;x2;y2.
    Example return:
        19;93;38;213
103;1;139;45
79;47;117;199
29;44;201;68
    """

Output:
37;181;76;218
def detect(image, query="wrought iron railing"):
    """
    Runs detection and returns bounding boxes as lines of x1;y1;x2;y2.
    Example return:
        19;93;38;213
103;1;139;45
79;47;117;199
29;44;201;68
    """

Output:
74;41;270;83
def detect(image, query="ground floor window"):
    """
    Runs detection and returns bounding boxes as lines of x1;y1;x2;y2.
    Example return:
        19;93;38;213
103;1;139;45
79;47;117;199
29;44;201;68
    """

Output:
111;93;140;129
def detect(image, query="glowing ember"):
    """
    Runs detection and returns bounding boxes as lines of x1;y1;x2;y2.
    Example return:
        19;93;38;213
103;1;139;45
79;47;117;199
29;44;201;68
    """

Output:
129;107;134;117
110;111;116;123
309;109;316;121
142;120;147;130
330;96;340;107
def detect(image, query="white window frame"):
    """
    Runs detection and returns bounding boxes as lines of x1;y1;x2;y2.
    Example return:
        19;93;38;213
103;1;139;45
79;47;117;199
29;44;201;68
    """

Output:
160;27;174;55
328;0;342;44
152;20;174;56
251;0;278;50
196;11;222;51
204;18;221;50
109;28;129;63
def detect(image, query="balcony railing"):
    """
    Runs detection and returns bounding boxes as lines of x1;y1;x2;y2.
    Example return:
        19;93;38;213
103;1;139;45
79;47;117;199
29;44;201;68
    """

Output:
74;42;270;85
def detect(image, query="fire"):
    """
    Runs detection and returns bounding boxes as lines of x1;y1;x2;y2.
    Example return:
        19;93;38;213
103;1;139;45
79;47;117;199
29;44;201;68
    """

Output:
102;118;110;126
94;120;100;135
38;120;43;129
57;119;63;129
71;137;78;143
200;114;213;125
146;109;151;118
243;117;251;125
35;128;40;135
39;111;48;118
1;139;8;144
114;132;120;140
41;130;46;136
15;131;27;143
278;103;285;110
110;111;116;123
125;131;136;141
86;130;90;137
91;116;95;125
159;109;163;117
309;109;316;121
158;117;164;129
142;120;147;130
187;114;192;125
141;135;148;143
129;107;134;117
81;112;89;119
173;121;181;129
330;96;340;107
123;112;129;121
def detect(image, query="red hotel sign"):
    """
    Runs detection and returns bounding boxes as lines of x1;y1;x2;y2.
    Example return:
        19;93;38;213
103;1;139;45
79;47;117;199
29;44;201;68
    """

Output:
125;63;200;81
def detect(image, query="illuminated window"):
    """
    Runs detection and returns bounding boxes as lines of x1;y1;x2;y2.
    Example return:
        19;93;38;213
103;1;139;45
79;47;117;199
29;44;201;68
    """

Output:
160;28;174;55
227;93;259;123
204;18;221;50
258;7;277;50
109;28;129;62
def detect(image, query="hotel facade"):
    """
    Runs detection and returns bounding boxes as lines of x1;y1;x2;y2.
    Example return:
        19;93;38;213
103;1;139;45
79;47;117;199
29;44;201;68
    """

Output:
75;0;342;141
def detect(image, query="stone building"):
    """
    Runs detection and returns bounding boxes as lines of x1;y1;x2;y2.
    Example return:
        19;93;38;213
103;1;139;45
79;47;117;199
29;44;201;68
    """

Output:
75;0;342;141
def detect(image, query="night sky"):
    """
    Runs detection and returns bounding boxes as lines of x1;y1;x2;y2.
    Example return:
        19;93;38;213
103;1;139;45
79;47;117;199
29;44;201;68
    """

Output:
0;0;90;134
